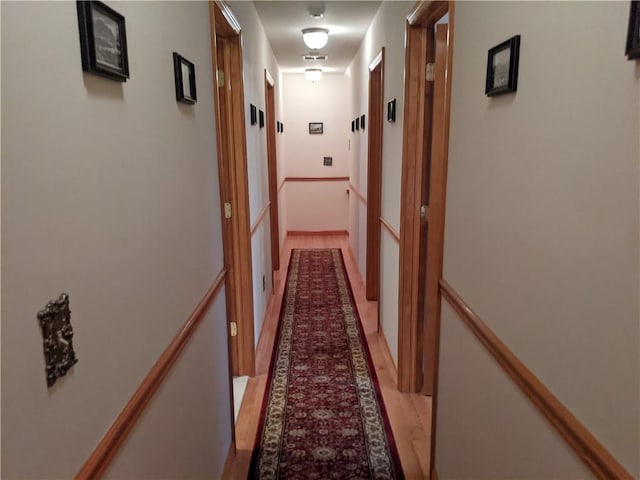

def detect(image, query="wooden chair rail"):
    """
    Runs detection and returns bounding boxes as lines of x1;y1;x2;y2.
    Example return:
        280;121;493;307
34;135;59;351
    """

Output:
379;217;400;242
76;268;227;479
348;182;367;205
439;278;633;480
250;202;271;235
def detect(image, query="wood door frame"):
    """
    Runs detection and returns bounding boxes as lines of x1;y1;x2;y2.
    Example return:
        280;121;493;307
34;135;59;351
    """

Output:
397;0;454;395
210;1;256;382
264;69;280;273
365;48;385;303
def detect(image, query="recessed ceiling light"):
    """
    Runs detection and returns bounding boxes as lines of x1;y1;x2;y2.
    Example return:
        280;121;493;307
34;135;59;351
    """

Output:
310;12;323;19
303;53;328;61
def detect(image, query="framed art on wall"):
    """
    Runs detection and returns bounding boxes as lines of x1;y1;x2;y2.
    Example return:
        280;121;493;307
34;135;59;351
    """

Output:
259;110;265;128
360;114;366;130
173;52;197;104
309;122;323;134
626;0;640;59
77;0;130;81
485;35;521;96
250;104;257;125
387;99;396;122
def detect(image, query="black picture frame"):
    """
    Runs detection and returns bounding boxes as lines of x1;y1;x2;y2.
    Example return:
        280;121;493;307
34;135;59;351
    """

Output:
360;114;366;130
355;117;360;130
77;0;130;82
351;120;355;132
250;104;257;126
281;123;284;133
173;52;197;104
387;98;396;122
485;35;520;96
323;156;333;166
259;110;265;129
626;1;640;59
309;122;323;134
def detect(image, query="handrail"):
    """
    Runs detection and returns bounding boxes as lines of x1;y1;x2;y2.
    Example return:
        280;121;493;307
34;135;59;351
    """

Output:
76;268;228;479
379;216;400;242
284;176;349;182
349;182;367;205
439;278;634;480
251;202;271;235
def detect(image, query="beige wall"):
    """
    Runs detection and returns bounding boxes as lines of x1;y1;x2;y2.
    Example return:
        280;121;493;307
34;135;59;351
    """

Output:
348;1;414;365
437;1;639;477
1;1;231;478
282;73;351;232
225;1;284;344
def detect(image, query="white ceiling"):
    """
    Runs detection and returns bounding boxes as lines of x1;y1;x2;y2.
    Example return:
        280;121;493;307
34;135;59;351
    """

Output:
252;1;382;74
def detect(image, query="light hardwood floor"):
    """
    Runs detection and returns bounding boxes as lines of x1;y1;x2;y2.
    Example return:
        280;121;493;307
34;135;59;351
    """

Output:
223;234;432;479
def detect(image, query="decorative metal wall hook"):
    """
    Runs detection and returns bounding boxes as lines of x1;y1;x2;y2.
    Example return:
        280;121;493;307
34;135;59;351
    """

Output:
37;293;78;387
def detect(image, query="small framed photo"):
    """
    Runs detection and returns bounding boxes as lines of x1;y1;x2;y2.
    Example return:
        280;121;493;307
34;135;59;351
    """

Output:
351;120;355;132
485;35;520;96
173;52;197;104
77;0;130;81
387;99;396;122
259;110;265;128
323;156;333;166
281;122;284;133
626;1;640;59
355;117;360;130
309;122;323;134
250;104;257;126
360;114;366;130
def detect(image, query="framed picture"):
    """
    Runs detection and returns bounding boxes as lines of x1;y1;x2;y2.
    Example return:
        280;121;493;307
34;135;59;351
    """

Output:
626;1;640;59
485;35;520;96
281;122;284;133
77;0;130;81
259;110;265;128
351;120;355;132
355;117;360;130
173;53;197;104
250;104;257;126
387;99;396;122
309;122;323;134
323;156;333;166
360;114;366;130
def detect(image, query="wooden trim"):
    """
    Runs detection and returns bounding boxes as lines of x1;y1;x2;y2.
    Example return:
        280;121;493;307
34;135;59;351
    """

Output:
407;0;448;27
264;69;280;270
277;179;286;192
439;279;634;480
379;217;400;242
348;182;367;205
284;176;349;182
250;202;271;236
366;47;385;302
287;230;348;237
76;269;227;479
214;1;241;36
221;442;235;480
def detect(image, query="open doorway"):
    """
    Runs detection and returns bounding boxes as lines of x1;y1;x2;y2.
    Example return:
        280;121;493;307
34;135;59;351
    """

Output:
264;69;280;274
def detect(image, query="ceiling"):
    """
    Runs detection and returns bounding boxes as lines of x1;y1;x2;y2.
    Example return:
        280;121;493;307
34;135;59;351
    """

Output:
253;1;382;74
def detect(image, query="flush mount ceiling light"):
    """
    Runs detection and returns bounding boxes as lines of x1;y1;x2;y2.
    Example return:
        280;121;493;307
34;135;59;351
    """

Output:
304;68;322;83
303;53;328;61
302;28;329;50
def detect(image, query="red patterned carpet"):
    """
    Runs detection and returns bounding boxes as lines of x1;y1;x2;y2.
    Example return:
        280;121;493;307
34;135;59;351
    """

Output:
249;249;403;479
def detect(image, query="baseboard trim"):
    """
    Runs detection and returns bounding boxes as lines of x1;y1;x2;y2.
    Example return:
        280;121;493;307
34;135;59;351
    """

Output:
287;230;349;237
76;268;227;479
439;278;633;480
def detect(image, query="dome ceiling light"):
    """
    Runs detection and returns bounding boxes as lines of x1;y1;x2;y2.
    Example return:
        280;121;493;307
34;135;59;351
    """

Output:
302;28;329;50
304;68;322;83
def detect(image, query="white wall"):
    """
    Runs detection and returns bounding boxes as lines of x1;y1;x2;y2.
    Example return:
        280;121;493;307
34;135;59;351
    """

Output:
1;2;231;478
282;73;350;232
225;1;284;342
437;2;639;477
348;1;414;365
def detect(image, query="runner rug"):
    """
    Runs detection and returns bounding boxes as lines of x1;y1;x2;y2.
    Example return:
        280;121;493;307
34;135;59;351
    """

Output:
249;248;403;479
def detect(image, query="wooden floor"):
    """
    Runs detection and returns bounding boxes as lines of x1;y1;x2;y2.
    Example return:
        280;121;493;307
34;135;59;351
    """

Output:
223;234;432;479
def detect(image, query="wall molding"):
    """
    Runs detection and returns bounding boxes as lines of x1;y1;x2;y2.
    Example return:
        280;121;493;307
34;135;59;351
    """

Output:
379;217;400;242
348;182;367;205
76;268;228;479
439;278;634;480
284;176;349;182
250;202;271;236
287;230;348;237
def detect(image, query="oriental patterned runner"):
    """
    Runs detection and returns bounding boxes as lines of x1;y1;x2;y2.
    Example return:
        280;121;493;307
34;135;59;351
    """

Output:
249;249;403;479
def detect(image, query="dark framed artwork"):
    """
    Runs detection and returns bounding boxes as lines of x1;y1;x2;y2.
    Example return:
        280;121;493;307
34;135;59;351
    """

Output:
485;35;520;96
77;0;130;81
387;98;396;122
309;122;323;134
277;121;281;133
323;156;333;166
281;123;284;133
355;117;360;130
360;114;366;130
173;52;197;104
626;1;640;59
250;104;257;126
259;110;265;128
351;120;355;132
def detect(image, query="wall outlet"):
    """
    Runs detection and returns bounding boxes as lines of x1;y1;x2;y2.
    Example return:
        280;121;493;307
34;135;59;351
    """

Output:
262;275;266;292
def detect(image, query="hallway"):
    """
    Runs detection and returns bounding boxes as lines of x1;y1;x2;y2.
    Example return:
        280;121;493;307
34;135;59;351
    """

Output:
225;234;431;479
